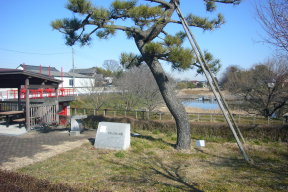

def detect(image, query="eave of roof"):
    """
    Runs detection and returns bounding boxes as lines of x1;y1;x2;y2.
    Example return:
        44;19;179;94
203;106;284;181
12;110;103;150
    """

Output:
0;68;63;84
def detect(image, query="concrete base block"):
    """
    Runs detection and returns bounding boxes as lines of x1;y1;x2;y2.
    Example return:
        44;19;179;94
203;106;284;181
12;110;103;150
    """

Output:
70;131;80;136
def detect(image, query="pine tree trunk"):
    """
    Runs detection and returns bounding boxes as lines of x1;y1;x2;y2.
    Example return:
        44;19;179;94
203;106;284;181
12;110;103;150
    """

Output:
146;58;191;150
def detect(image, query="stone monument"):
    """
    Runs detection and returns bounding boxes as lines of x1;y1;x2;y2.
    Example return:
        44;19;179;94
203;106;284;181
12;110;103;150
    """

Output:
70;115;87;136
94;122;130;150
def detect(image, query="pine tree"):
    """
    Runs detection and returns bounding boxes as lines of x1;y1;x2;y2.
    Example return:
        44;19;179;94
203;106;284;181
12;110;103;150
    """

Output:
51;0;241;150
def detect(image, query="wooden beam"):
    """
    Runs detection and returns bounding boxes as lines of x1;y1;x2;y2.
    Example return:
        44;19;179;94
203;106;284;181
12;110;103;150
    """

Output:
55;87;59;125
27;84;58;89
25;78;30;131
18;85;21;111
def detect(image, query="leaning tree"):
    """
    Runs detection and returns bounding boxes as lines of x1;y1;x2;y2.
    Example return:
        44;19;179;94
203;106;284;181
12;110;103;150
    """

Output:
51;0;241;150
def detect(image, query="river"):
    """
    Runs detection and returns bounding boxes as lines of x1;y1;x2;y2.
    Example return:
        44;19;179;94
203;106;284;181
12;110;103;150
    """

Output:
181;98;220;110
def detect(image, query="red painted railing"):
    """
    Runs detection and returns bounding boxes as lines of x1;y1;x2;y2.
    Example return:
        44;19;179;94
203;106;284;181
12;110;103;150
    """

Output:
7;88;74;100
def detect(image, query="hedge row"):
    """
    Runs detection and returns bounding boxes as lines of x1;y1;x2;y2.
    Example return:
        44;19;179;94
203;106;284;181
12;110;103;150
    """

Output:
82;115;288;142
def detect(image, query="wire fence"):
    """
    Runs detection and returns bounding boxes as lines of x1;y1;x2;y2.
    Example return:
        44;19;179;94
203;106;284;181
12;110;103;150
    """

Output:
70;108;287;125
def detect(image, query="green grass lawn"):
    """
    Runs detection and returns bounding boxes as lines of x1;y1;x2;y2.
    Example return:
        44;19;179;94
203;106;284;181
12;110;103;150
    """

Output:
18;131;288;191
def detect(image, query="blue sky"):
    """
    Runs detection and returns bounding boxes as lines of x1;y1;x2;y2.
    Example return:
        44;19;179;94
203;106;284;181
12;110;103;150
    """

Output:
0;0;273;81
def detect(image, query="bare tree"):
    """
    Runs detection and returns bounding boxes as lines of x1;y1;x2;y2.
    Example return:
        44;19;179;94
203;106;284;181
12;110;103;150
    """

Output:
114;67;143;110
79;76;109;113
137;66;163;113
223;57;288;117
115;65;163;112
102;60;122;76
255;0;288;57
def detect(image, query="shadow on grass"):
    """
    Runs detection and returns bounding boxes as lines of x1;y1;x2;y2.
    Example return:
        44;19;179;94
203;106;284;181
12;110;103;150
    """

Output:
101;155;203;191
196;146;288;187
135;135;176;148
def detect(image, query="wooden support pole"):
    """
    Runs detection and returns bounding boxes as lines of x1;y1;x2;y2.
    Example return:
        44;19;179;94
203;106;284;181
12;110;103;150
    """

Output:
25;78;30;131
55;87;59;125
18;85;21;111
174;2;249;162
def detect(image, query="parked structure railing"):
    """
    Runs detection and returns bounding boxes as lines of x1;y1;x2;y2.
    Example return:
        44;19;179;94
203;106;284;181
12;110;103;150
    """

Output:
0;102;58;128
6;88;74;100
30;104;57;128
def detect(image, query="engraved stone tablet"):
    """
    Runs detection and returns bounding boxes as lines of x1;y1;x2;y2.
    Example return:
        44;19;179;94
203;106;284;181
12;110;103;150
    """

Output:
94;122;130;150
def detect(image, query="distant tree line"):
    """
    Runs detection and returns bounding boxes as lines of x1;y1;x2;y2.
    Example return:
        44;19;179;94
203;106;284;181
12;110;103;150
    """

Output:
220;57;288;117
176;81;203;89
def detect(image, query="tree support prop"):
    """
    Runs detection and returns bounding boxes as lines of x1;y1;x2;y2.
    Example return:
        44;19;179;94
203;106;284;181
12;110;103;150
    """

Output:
174;2;250;162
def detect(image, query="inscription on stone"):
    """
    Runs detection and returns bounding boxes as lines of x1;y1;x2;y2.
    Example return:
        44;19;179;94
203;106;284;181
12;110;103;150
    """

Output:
94;122;130;150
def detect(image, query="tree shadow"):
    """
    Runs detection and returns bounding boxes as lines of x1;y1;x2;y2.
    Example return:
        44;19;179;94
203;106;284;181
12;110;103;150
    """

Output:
101;155;203;191
34;126;69;133
196;147;288;180
34;125;94;134
134;134;176;148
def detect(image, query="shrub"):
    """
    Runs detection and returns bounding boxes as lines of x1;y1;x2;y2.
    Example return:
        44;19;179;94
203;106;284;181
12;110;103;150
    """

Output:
82;115;288;142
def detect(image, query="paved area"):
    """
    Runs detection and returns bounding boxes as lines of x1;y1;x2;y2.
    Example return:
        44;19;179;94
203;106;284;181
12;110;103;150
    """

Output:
0;126;96;169
0;121;27;136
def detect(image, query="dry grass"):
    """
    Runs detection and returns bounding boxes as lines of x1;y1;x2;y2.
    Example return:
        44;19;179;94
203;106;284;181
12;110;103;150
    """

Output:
176;88;231;96
17;131;288;191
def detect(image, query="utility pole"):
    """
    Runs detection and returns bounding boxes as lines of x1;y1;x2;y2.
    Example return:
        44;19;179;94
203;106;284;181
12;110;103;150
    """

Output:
72;47;75;90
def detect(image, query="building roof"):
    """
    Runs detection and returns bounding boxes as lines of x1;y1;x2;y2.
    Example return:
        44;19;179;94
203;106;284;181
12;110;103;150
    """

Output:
27;70;90;78
68;68;97;74
18;64;59;72
16;65;91;78
0;68;62;88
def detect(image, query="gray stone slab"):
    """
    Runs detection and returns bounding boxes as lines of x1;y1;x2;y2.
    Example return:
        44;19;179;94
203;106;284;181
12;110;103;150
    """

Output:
70;131;80;136
94;122;130;150
71;115;87;132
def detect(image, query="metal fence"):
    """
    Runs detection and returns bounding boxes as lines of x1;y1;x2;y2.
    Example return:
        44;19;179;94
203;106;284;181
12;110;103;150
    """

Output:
70;108;286;125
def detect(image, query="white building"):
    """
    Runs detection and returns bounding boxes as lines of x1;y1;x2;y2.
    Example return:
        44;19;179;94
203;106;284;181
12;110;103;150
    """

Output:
16;64;104;90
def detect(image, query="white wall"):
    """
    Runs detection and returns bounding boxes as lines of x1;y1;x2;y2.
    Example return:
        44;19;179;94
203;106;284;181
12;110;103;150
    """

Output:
55;77;94;89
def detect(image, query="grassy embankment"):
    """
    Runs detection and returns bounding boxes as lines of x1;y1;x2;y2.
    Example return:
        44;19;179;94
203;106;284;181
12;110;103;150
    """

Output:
12;130;288;191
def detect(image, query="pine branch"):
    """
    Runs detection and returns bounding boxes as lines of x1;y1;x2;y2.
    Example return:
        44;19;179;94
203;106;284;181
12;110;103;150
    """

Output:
145;0;173;8
208;0;241;5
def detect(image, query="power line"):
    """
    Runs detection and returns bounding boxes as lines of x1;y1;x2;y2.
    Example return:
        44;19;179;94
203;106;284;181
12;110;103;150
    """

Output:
0;47;70;55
